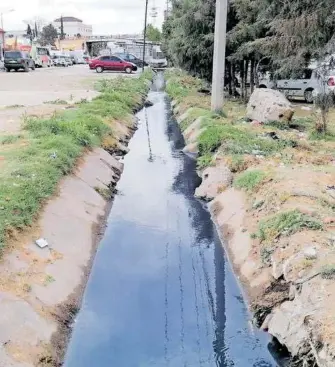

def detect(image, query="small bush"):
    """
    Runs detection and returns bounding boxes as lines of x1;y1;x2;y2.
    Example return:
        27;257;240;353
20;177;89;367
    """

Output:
234;170;267;192
197;154;213;169
0;134;22;145
227;155;246;173
256;210;323;242
321;265;335;279
260;246;274;266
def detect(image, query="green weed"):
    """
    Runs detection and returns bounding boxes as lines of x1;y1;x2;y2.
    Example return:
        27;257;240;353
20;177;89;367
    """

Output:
228;155;246;173
197;154;213;169
197;121;294;158
255;210;323;242
44;99;68;105
234;170;267;192
0;134;22;145
321;264;335;279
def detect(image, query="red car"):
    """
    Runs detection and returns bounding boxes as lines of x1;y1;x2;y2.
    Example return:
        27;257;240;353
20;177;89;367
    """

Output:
89;55;137;74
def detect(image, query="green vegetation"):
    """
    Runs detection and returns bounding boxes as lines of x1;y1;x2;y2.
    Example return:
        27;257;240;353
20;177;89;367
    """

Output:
320;265;335;280
163;0;335;131
0;72;152;253
197;154;213;169
228;155;246;173
165;70;204;102
234;170;267;192
0;135;22;145
197;120;296;160
94;186;112;200
146;24;162;42
44;99;68;105
255;210;323;243
260;246;274;266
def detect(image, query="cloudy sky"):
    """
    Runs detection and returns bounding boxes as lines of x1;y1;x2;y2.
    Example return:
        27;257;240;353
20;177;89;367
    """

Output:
0;0;166;34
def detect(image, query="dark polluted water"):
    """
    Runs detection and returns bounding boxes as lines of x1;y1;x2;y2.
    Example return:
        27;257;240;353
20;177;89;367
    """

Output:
64;75;280;367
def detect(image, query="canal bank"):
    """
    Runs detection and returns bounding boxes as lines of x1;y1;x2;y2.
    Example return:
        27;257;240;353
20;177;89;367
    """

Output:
64;74;279;366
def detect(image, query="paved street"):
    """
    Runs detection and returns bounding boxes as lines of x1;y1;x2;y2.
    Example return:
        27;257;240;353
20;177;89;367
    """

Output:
0;65;134;134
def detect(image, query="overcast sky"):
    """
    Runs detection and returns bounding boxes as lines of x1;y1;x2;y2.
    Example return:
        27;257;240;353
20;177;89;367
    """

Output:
0;0;166;34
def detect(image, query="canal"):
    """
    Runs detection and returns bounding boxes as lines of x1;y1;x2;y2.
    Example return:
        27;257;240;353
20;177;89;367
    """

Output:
64;75;278;367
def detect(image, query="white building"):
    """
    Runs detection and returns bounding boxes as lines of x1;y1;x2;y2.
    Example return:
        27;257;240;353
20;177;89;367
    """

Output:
53;17;93;38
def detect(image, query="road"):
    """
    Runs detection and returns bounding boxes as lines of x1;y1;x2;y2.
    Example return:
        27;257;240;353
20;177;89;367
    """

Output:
0;65;132;134
64;74;278;367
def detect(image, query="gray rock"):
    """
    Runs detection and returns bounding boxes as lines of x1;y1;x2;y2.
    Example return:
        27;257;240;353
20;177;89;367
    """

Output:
247;88;294;124
195;164;233;201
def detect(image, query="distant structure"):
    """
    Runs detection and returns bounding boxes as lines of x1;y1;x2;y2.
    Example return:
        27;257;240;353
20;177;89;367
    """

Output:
164;0;171;21
150;0;158;25
53;17;93;38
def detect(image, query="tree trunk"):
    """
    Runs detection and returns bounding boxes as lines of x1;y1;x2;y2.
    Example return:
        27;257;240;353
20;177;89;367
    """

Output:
254;59;260;88
244;59;249;102
240;60;245;101
227;61;232;96
231;63;237;97
250;59;255;94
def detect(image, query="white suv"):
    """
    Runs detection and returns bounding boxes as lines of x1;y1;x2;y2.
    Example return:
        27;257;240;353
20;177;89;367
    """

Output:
258;68;335;103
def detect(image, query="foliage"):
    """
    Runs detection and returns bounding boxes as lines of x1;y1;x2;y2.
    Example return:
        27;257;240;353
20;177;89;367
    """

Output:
0;72;152;253
234;170;267;192
255;210;323;242
197;154;213;169
321;265;335;280
38;24;58;46
163;0;215;81
146;24;162;42
163;0;335;128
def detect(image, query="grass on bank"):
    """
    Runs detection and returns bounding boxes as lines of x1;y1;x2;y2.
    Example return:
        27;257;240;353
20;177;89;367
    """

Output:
165;70;335;171
234;170;267;192
255;210;323;243
0;71;152;252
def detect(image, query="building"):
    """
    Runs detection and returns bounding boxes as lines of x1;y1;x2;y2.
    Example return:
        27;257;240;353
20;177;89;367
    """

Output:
53;17;93;39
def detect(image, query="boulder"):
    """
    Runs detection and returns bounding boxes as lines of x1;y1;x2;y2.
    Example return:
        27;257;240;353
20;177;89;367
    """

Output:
195;164;233;201
247;88;294;124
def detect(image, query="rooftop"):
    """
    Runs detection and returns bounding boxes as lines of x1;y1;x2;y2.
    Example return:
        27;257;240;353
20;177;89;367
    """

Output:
54;16;83;23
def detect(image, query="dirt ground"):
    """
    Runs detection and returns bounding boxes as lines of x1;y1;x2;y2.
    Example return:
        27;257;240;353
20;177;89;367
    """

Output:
0;65;136;135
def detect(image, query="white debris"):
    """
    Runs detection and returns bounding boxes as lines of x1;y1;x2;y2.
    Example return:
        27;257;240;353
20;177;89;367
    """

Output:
35;238;49;249
303;247;317;260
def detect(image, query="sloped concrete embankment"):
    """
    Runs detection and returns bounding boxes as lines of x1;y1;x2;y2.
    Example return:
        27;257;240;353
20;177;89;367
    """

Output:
0;117;139;366
169;98;335;366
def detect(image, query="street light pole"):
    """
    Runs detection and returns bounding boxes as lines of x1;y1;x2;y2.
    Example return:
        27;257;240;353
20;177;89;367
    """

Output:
1;13;5;57
211;0;228;112
142;0;149;72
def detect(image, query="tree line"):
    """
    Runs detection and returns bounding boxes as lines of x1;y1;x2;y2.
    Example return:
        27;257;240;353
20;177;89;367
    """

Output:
163;0;335;101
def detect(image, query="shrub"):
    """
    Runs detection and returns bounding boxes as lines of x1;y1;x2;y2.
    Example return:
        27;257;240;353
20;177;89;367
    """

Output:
321;265;335;279
256;210;323;242
234;170;267;192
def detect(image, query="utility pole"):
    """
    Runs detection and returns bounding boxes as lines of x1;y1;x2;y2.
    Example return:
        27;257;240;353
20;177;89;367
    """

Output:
60;15;65;40
142;0;149;72
211;0;228;112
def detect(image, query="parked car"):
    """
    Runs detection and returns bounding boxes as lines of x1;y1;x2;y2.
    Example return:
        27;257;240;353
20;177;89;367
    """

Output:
258;67;335;103
65;56;73;66
89;55;137;74
115;53;147;68
52;55;71;67
4;51;35;72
